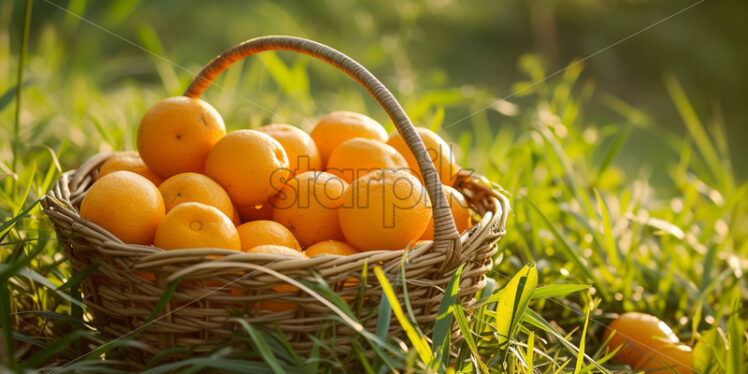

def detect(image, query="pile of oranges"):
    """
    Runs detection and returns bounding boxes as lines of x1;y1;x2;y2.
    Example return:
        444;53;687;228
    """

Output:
81;96;472;260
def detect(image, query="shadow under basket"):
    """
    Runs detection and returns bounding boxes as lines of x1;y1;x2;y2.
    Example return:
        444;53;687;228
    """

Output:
41;35;509;366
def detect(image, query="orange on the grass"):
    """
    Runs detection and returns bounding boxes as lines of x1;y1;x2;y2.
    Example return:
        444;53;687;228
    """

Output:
636;344;693;374
310;111;388;166
158;172;234;219
326;138;409;183
420;185;471;240
305;240;359;257
236;201;274;222
205;130;290;206
137;96;226;178
80;170;165;245
604;312;692;374
272;171;348;247
99;151;164;186
154;202;240;250
387;127;460;186
339;169;432;251
246;245;308;312
237;220;301;252
256;124;322;176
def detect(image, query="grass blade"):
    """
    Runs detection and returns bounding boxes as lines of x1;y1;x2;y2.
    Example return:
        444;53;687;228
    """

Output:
453;304;489;373
595;125;631;180
573;304;591;374
21;330;90;369
4;266;83;307
375;289;392;341
525;331;534;374
0;199;39;239
431;263;464;370
726;296;744;374
237;321;284;374
373;266;432;365
664;74;725;188
494;264;537;355
594;189;622;269
531;284;590;299
525;197;610;300
12;0;33;173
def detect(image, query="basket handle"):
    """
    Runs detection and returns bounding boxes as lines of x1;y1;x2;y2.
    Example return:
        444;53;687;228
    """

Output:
184;35;462;267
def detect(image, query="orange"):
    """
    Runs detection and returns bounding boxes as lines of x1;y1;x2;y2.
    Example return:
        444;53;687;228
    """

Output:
205;130;290;206
158;172;234;219
604;312;691;373
420;185;471;240
99;151;164;186
245;244;308;257
636;344;693;374
305;240;361;289
310;111;388;166
137;96;226;178
326;138;409;183
272;171;348;247
246;245;308;312
387;127;460;186
231;207;241;226
236;220;301;252
153;202;240;250
256;124;322;176
236;200;274;222
339;169;432;251
305;240;359;257
80;170;165;245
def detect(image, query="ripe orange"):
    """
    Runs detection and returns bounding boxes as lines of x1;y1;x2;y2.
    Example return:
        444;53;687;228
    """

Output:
420;185;471;240
305;240;359;257
245;245;308;312
137;96;226;178
205;130;290;206
310;111;388;166
99;151;164;186
305;240;361;289
231;207;241;226
636;344;693;374
80;171;165;245
153;202;240;250
387;127;460;186
256;124;322;176
236;201;274;222
245;244;308;257
272;171;348;247
236;220;301;252
339;169;432;251
326;138;409;183
158;172;234;219
604;312;692;374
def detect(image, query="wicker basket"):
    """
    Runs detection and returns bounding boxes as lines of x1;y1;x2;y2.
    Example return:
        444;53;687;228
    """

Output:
41;36;509;365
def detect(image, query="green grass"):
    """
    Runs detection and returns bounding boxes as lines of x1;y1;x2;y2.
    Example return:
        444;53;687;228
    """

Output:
1;1;746;373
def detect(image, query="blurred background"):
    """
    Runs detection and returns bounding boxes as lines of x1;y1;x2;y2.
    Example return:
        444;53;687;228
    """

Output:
2;0;746;182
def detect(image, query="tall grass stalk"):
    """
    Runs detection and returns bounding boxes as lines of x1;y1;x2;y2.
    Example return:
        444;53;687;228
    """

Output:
12;0;33;175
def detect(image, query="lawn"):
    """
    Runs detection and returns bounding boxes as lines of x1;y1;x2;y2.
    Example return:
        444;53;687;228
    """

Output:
1;1;746;373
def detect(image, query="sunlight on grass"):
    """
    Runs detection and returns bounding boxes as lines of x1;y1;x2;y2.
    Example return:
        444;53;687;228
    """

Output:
1;2;746;373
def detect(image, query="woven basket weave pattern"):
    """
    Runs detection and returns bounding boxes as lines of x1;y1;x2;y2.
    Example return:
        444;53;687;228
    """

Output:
41;36;509;363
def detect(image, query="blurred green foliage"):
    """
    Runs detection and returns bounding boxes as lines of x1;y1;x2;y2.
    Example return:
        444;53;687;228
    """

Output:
3;0;747;180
